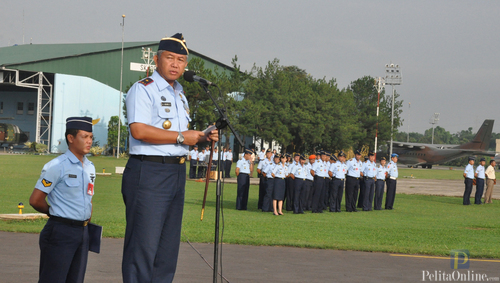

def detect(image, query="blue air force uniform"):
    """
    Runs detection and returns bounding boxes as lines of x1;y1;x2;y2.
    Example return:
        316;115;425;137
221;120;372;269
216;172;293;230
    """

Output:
329;158;347;212
311;157;329;213
475;160;485;204
272;162;289;200
345;156;363;212
236;150;252;210
35;117;96;283
122;34;192;283
291;157;308;214
385;155;399;209
463;158;475;205
189;147;198;178
257;154;272;209
362;159;377;211
262;161;277;212
304;160;315;210
374;160;387;210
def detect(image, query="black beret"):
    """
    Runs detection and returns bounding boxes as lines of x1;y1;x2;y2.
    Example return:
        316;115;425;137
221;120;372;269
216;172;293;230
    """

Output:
66;117;93;132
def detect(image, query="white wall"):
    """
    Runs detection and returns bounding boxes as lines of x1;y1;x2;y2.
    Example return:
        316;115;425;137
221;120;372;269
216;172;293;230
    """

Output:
51;74;124;153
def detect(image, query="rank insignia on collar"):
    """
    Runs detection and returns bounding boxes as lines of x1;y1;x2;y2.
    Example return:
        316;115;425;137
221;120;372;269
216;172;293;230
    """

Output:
139;78;154;86
42;179;52;187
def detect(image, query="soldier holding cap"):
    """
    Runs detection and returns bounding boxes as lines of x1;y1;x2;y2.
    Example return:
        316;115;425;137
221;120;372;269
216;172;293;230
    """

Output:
122;33;218;283
474;157;486;204
374;157;388;210
235;148;253;210
29;116;96;283
462;156;475;205
385;153;399;209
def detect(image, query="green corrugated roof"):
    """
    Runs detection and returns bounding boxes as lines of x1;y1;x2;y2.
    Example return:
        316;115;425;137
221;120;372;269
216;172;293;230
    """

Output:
0;42;156;66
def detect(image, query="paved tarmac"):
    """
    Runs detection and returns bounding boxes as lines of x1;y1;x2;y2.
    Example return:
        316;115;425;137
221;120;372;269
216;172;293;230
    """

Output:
2;176;499;282
1;231;499;283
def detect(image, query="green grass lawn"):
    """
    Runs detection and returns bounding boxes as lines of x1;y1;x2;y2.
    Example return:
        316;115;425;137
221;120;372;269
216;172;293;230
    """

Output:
1;155;499;259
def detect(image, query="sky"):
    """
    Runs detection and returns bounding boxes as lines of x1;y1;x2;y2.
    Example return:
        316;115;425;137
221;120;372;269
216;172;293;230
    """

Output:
1;0;499;136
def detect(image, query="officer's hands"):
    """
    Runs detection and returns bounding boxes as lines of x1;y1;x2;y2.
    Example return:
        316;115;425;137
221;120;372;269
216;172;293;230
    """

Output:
205;129;219;142
182;130;206;146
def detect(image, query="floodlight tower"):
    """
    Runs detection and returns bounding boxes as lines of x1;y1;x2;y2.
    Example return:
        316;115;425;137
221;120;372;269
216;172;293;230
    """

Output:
373;77;385;159
385;63;402;156
429;113;440;144
117;14;125;158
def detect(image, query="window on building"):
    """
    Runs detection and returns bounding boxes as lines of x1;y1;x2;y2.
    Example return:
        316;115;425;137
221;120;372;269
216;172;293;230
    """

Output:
17;102;24;115
28;102;35;115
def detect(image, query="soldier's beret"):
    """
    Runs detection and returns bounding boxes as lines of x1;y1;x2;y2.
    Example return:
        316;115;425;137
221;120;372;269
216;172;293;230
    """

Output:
158;33;188;55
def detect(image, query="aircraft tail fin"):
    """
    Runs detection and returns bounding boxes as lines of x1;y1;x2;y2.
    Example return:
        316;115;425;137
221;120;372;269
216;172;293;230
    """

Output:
458;119;494;150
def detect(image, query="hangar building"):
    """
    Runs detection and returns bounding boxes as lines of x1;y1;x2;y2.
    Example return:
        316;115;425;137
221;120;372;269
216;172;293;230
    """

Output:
0;42;233;153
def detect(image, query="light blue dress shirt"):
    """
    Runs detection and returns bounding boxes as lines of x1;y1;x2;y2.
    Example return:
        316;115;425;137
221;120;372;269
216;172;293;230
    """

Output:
363;161;377;178
387;160;399;179
236;159;251;174
475;165;485;179
312;160;329;177
264;163;276;179
272;163;289;178
464;164;475;179
346;158;362;178
126;71;191;156
35;150;95;221
305;162;314;181
330;161;347;179
376;164;387;180
292;164;308;179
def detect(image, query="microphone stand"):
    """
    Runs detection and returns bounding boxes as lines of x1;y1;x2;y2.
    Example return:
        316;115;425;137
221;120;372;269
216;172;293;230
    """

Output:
200;83;244;283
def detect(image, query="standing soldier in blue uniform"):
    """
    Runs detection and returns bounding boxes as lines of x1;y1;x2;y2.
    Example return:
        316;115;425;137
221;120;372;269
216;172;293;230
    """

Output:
474;157;486;204
262;154;279;212
257;149;272;210
272;154;289;215
385;153;399;210
29;117;96;283
357;156;369;209
310;151;329;213
290;154;308;214
235;148;253;210
345;150;363;212
374;157;387;210
197;147;206;178
121;33;218;283
286;153;300;211
304;154;316;210
362;152;377;211
225;148;233;178
188;145;198;179
329;151;347;212
462;156;475;205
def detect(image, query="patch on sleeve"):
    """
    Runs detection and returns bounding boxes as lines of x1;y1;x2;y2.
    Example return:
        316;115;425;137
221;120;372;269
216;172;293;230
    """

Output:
41;178;52;187
139;78;154;86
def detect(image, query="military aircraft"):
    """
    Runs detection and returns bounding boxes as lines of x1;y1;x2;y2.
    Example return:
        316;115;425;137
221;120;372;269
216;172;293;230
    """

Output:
0;123;29;146
390;119;495;168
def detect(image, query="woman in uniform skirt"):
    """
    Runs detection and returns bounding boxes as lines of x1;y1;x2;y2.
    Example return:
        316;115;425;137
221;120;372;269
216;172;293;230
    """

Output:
272;154;289;215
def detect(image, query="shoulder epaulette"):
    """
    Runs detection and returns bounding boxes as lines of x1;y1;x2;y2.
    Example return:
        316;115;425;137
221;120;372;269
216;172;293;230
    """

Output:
139;78;154;86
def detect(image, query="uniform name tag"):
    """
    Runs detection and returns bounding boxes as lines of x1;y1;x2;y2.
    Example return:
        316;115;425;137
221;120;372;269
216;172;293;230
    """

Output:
161;102;172;107
69;174;77;178
87;183;94;196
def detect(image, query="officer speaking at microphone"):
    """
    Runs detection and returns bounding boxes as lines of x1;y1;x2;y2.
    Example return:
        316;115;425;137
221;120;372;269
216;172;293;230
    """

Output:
122;33;218;283
29;116;96;283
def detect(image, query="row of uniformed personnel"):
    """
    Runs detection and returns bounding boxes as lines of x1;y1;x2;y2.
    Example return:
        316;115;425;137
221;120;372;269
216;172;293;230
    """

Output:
188;145;233;178
253;149;399;215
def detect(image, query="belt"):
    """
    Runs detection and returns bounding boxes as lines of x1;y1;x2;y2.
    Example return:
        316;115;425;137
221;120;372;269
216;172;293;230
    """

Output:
477;178;484;180
333;178;345;181
239;173;249;175
315;176;328;179
364;177;375;180
131;155;187;164
50;215;89;227
306;179;314;182
347;176;359;179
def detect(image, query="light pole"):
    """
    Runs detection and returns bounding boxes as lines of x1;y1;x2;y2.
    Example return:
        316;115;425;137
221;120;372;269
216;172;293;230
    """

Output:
429;113;440;144
385;63;402;156
374;77;385;159
117;14;125;158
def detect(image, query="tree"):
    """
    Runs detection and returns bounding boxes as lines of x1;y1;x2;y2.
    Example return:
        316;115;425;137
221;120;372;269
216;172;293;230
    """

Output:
107;116;128;154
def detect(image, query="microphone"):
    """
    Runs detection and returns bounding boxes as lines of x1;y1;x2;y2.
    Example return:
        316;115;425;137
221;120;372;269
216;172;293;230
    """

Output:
183;70;216;86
